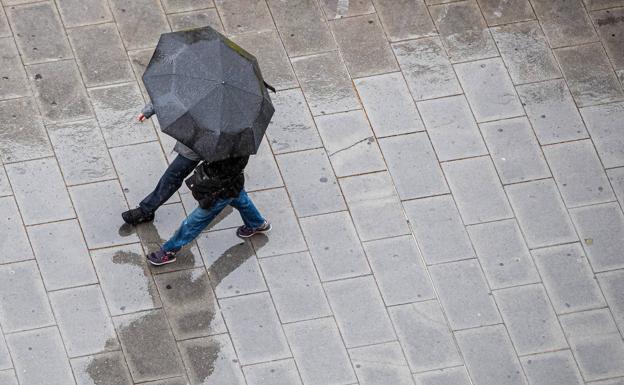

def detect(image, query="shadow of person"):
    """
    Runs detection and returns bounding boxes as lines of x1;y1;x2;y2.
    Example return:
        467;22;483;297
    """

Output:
206;233;268;289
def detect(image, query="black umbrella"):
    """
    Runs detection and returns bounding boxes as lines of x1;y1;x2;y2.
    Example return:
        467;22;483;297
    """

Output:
142;26;275;162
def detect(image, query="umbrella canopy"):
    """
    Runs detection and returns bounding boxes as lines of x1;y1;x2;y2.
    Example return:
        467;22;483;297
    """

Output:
143;26;275;162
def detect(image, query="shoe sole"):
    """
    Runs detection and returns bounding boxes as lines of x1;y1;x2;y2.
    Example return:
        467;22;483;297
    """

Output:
147;258;176;266
237;224;272;238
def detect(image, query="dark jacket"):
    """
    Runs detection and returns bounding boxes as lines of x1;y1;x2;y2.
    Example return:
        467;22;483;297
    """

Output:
185;156;249;209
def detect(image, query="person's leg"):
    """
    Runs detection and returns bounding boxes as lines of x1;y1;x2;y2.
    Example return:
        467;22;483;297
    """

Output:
139;154;199;213
230;190;271;238
162;198;231;252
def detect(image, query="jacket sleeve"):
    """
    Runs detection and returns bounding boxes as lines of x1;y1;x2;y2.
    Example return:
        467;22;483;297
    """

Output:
142;102;156;119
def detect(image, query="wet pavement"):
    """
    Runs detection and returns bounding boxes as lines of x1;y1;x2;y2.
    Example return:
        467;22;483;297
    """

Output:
0;0;623;384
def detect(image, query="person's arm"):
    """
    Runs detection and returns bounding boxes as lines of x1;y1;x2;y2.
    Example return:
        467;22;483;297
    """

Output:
138;102;155;122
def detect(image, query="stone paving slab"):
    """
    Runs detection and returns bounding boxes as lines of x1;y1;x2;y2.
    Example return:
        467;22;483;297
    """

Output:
1;0;624;384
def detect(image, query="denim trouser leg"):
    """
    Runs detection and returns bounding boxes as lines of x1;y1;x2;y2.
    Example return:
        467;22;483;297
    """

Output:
140;155;200;213
162;190;265;252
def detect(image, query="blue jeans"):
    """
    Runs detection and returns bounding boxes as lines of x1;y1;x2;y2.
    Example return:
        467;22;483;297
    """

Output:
140;154;200;213
162;189;265;252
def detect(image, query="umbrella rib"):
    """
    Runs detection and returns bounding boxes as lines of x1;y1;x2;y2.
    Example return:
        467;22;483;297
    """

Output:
223;82;264;100
144;73;222;83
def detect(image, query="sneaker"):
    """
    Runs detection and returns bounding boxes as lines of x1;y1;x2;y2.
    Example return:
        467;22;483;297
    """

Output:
236;221;272;238
147;248;177;266
122;207;155;225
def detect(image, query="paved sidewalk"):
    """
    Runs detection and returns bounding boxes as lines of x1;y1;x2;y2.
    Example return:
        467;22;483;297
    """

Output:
1;0;624;384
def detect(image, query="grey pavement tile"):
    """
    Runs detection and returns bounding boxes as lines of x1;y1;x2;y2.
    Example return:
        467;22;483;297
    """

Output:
114;309;186;383
168;8;224;33
413;367;472;385
456;325;529;385
531;0;598;48
315;110;386;178
276;148;345;217
354;72;424;138
520;350;584;385
329;15;398;78
214;0;274;35
195;229;267;298
138;203;204;272
532;243;606;314
590;379;624;385
244;359;303;385
560;309;624;381
442;156;513;225
71;351;133;385
6;157;75;225
429;1;498;63
570;202;624;272
608;167;624;205
417;95;487;162
493;284;567;355
67;23;134;87
153;268;227;340
454;58;525;122
0;166;10;196
516;79;588;145
91;243;160;316
364;235;435;306
6;327;75;385
69;180;140;248
89;82;158;148
0;6;9;37
467;219;540;289
580;102;624;168
109;0;170;50
6;2;72;64
339;172;410;242
480;117;551;184
110;141;178;207
324;276;396;347
0;38;30;100
291;52;360;116
349;341;414;385
477;0;534;25
374;0;436;41
244;138;283;191
555;43;624;107
0;338;9;370
259;252;332;323
389;301;462;372
0;196;34;264
584;0;624;9
429;259;501;330
266;88;323;154
283;318;357;385
403;195;476;265
28;220;98;291
248;188;308;258
592;8;624;70
139;377;189;385
49;285;118;357
300;211;371;281
0;98;53;163
392;37;462;102
0;260;54;332
26;60;92;123
490;21;561;84
161;0;213;13
0;370;18;385
47;120;116;186
379;132;448;200
178;334;246;385
231;30;297;90
266;0;334;57
320;0;374;19
56;0;113;27
597;269;624;331
127;48;155;99
543;140;615;208
505;179;577;249
220;292;290;365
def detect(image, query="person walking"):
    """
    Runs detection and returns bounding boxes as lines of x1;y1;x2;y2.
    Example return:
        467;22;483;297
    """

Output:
121;102;202;225
146;154;271;266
